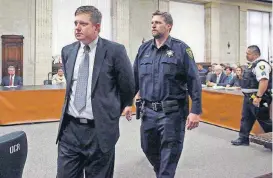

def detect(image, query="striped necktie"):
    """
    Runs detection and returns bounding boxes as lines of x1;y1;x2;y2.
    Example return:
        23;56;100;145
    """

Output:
74;45;90;112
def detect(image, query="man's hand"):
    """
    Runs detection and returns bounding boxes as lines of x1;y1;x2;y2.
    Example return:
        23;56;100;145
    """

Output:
207;81;216;87
186;113;200;130
123;106;132;121
253;97;262;107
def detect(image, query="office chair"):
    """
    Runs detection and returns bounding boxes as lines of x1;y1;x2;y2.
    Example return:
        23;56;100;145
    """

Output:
0;131;28;178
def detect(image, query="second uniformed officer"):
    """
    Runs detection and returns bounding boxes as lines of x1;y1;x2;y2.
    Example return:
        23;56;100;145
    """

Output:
231;45;272;146
133;11;202;178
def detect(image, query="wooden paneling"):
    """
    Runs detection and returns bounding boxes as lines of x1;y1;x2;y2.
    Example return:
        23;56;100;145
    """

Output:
1;35;24;77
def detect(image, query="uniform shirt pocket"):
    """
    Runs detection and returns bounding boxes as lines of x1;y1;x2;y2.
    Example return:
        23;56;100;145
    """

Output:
161;57;178;76
140;58;153;76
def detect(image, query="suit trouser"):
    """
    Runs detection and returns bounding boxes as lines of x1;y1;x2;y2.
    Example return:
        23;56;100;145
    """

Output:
140;107;186;178
57;114;115;178
239;96;272;140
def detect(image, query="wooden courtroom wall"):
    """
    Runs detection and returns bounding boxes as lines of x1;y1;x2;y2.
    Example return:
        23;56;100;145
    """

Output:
1;35;24;77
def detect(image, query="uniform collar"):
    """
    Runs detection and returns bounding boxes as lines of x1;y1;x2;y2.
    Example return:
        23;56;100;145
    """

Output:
250;57;261;64
152;35;172;49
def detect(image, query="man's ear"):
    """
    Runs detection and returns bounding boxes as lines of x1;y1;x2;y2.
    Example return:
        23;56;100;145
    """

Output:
168;24;173;32
95;23;101;33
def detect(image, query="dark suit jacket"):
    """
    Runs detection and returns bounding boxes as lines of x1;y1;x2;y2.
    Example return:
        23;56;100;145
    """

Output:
1;75;23;86
229;76;242;87
56;37;135;153
209;73;228;86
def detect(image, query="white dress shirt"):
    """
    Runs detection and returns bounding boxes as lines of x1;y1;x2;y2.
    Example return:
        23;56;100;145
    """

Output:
216;73;222;84
67;37;98;120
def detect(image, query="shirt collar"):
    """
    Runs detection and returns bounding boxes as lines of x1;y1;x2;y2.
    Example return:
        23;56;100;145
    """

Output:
250;57;261;64
80;36;99;51
152;35;172;49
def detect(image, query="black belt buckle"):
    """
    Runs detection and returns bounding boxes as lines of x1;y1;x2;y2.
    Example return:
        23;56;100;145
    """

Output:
152;103;157;111
152;102;161;111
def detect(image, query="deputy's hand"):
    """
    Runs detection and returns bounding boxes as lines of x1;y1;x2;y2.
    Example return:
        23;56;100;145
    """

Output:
123;106;132;121
186;113;200;130
253;97;261;107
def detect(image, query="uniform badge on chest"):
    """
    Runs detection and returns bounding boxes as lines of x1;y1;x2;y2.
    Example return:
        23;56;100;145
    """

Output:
166;50;174;58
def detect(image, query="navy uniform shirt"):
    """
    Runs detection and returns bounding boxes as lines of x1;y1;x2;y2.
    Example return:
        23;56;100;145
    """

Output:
133;36;202;114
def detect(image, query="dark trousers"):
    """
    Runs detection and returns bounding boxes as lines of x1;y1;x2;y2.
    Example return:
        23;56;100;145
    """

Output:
239;96;272;139
57;114;115;178
141;107;186;178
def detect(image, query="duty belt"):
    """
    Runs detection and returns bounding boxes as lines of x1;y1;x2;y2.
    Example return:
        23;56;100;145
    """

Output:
145;101;162;112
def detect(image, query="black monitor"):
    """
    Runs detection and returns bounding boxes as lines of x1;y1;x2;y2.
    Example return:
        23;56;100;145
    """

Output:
0;131;28;178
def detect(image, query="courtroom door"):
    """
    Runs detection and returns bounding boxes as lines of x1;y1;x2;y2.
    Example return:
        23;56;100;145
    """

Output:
1;35;24;77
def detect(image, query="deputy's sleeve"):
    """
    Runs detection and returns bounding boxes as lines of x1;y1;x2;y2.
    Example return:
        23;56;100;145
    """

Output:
183;47;202;114
254;61;271;81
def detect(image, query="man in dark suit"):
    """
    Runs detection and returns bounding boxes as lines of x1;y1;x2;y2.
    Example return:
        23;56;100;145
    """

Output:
56;6;135;178
1;66;23;86
207;64;228;87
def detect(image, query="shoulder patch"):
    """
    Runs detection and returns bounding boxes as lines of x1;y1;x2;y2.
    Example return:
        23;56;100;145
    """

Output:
186;48;194;60
259;65;265;70
261;71;266;76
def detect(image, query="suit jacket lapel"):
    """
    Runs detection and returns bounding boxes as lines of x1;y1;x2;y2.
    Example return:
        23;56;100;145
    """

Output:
66;42;80;90
92;37;106;95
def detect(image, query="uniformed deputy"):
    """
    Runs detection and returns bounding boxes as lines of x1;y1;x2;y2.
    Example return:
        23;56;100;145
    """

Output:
127;10;202;178
231;45;272;146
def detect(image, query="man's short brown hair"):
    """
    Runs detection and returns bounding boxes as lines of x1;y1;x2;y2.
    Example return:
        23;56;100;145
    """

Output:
75;6;102;24
152;10;173;25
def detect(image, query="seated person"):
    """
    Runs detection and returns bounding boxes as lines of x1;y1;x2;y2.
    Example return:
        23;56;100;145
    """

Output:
207;64;228;87
52;68;66;85
1;66;23;86
225;66;233;84
197;64;207;73
206;63;217;82
226;66;243;87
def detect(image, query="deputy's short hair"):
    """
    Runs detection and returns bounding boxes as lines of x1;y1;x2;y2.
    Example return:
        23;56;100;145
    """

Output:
152;10;173;25
248;45;261;56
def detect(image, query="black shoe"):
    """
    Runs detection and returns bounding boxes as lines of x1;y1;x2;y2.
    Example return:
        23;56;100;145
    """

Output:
231;138;249;146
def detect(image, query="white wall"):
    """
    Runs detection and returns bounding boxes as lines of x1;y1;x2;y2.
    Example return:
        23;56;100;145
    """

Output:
247;10;271;61
219;4;239;64
169;1;205;62
52;0;112;56
0;0;35;84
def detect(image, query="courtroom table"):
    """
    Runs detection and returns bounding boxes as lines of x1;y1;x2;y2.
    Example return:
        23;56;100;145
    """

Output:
0;85;136;126
200;87;264;135
0;85;66;125
0;85;267;134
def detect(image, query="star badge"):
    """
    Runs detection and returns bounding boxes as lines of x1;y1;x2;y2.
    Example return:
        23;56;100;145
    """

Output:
166;50;174;58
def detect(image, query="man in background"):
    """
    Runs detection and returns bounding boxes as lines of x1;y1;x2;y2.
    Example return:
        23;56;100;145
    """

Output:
231;45;272;146
1;66;23;86
207;64;228;87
